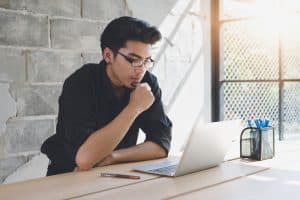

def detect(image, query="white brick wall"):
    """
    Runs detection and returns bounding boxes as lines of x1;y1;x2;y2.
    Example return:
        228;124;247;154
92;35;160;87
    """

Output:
0;10;49;47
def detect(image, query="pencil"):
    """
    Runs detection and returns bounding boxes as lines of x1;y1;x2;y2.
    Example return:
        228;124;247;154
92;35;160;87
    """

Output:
100;172;140;180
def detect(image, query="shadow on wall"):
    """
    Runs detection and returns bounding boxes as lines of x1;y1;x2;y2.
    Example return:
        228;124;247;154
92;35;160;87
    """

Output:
138;0;211;154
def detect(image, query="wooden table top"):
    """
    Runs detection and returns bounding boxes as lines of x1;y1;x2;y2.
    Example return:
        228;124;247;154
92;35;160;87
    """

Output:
1;139;299;200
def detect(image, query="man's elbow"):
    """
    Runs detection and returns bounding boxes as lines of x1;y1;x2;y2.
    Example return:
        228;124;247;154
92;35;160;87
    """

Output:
75;152;93;171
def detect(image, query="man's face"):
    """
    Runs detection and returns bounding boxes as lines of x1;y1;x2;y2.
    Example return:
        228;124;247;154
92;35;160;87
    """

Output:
106;40;152;89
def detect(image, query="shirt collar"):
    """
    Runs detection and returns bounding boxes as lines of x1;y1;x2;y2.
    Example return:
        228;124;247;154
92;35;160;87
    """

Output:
99;60;130;103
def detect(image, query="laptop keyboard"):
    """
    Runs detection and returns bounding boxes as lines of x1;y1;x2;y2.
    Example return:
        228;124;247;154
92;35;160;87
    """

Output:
149;165;177;174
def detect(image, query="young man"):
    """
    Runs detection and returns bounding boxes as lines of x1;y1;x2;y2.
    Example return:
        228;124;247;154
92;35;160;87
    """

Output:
41;16;172;175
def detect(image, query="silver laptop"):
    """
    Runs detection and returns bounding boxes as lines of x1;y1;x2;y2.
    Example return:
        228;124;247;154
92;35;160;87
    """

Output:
133;120;242;177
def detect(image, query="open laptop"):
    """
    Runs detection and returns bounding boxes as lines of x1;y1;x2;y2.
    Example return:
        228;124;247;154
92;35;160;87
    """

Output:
133;120;242;177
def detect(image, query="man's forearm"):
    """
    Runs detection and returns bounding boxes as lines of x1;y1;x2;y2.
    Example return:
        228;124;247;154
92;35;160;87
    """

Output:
96;141;167;167
75;105;140;170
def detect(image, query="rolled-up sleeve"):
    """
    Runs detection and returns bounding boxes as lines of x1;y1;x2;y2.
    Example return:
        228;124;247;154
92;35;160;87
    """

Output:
139;74;172;155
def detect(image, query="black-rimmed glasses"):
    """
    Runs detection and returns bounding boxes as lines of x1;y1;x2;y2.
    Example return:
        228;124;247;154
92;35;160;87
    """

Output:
117;52;155;70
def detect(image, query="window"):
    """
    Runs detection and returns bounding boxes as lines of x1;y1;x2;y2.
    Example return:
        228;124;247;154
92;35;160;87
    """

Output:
212;0;300;139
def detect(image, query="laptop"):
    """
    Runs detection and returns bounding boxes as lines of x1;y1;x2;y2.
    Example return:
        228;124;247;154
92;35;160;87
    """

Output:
133;120;242;177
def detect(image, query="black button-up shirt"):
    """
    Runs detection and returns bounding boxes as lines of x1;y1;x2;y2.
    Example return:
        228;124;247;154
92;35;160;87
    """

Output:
41;60;172;174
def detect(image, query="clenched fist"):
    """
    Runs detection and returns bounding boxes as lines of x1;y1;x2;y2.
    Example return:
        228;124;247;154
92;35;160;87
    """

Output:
128;83;154;114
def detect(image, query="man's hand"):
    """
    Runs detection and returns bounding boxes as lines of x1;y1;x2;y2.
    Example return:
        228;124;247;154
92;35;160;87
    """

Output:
128;83;154;114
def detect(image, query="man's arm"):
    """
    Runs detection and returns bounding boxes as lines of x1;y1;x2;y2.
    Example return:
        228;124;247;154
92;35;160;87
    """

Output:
75;141;167;171
75;83;154;171
95;141;167;167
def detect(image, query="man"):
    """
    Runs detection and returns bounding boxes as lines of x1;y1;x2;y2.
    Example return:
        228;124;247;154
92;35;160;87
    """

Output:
41;16;172;175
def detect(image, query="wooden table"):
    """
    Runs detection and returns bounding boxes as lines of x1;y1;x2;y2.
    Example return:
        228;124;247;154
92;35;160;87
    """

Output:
1;139;299;200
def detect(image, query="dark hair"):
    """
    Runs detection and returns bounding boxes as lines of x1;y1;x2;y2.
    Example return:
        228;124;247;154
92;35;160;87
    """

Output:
100;16;161;54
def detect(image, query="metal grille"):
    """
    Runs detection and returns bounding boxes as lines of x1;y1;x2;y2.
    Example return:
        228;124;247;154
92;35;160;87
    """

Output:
222;20;279;80
283;83;300;134
282;15;300;79
221;82;279;129
215;0;300;138
220;0;275;20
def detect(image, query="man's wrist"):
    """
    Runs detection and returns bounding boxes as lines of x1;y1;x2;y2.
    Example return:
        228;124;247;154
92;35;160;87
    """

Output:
125;104;142;117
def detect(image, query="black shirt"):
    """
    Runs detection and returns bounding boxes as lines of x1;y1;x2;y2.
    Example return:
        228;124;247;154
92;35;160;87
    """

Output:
41;60;172;175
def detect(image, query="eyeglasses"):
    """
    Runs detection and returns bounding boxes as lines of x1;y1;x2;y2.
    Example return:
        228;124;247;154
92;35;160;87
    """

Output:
117;51;155;70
